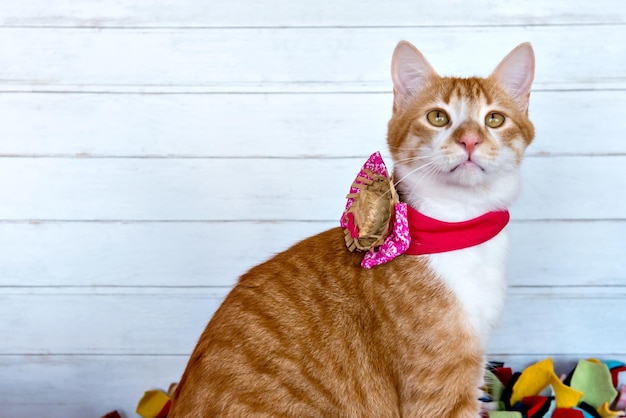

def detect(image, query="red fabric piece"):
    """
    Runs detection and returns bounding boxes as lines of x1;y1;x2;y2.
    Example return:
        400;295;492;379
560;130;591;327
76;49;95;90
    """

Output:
494;367;514;387
157;400;171;418
345;212;360;239
552;409;584;418
522;396;551;417
611;365;626;387
405;207;510;255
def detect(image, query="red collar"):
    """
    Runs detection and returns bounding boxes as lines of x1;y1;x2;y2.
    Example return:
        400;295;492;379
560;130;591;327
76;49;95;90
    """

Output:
405;207;510;255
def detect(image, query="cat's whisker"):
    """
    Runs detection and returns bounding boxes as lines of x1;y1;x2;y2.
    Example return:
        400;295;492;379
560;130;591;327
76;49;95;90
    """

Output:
392;161;437;188
388;144;428;152
407;164;440;201
392;155;432;164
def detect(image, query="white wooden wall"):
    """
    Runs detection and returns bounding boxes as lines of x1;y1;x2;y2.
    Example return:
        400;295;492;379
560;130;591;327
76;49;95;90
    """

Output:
0;1;625;416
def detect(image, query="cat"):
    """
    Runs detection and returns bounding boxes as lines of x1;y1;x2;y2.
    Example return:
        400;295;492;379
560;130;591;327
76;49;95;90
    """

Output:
169;40;535;417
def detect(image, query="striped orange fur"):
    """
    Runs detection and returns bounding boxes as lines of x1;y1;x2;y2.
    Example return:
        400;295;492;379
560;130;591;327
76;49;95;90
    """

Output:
170;41;535;417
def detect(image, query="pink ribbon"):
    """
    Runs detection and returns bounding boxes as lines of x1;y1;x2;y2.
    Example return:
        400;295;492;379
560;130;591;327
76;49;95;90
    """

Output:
340;152;411;269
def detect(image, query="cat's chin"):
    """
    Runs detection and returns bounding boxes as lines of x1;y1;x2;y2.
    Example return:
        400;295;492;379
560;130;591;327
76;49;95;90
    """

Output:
446;162;488;187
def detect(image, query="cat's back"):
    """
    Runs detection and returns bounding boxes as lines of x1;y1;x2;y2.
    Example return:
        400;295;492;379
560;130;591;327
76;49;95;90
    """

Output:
171;227;400;416
170;227;480;417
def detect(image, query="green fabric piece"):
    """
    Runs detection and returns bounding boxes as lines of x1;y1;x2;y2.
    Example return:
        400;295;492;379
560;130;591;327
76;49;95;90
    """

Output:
489;412;523;418
570;359;618;409
485;369;506;402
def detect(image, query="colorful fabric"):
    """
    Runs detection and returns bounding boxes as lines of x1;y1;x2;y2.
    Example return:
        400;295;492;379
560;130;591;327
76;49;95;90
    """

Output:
483;358;625;418
510;358;583;409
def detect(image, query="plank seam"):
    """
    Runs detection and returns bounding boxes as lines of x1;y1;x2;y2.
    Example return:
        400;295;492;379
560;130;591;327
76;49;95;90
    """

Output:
0;153;624;159
1;23;625;30
1;87;625;94
0;219;624;224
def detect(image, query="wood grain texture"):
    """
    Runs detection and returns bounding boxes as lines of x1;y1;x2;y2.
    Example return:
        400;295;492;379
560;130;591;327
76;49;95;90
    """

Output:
0;26;624;92
0;354;188;418
1;90;625;157
1;0;624;27
1;287;623;356
0;220;623;287
0;156;623;221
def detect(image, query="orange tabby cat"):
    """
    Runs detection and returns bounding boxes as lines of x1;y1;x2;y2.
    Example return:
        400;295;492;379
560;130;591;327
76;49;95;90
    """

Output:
170;41;535;417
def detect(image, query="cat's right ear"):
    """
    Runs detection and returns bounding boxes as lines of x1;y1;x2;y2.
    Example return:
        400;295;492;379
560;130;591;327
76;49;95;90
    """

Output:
391;41;437;112
489;43;535;113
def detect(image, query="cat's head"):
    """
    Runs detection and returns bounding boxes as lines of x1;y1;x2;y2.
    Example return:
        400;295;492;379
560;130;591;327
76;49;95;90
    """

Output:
387;41;535;219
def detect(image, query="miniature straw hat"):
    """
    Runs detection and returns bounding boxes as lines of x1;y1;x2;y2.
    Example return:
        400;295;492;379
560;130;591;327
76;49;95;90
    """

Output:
343;169;399;252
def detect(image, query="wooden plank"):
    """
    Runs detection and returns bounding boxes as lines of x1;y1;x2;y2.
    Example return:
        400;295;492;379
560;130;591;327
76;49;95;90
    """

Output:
0;26;624;92
0;92;390;158
0;354;188;418
1;90;625;157
1;287;624;357
0;353;614;417
488;287;626;356
508;221;626;287
1;0;623;27
0;288;227;355
0;220;623;287
0;156;623;221
0;221;332;287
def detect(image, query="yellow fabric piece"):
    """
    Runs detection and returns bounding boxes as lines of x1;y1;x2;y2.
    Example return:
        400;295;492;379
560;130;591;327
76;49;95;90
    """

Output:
511;358;583;409
597;401;623;418
551;376;585;409
510;358;554;405
136;390;171;418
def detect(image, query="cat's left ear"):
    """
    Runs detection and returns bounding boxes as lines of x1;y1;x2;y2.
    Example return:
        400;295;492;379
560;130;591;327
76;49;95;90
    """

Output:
489;43;535;113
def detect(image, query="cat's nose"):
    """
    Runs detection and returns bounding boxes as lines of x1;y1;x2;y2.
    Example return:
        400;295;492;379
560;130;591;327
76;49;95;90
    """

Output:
458;135;481;155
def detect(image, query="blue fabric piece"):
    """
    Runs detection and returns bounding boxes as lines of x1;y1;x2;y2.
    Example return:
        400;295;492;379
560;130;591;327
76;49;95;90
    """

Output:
604;359;626;370
576;402;603;418
545;397;556;417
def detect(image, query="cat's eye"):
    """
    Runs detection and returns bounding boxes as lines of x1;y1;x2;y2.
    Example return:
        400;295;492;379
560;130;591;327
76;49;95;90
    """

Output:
426;110;449;127
485;112;505;128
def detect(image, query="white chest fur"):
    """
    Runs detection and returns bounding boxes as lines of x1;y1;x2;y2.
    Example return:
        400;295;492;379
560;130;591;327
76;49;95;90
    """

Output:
425;230;509;345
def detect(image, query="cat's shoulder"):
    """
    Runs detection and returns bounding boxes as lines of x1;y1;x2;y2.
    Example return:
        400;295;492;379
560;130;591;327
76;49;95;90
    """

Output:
237;227;361;283
271;226;356;263
237;226;430;290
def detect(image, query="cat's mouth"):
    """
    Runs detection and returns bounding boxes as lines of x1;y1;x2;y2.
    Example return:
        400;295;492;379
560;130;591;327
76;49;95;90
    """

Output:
451;160;485;173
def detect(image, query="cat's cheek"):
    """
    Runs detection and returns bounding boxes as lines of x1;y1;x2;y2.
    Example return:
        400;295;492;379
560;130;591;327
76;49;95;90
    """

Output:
491;146;523;173
496;132;529;162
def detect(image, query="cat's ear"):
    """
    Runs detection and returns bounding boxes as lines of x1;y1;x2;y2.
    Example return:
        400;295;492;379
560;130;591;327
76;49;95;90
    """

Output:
391;41;437;112
489;42;535;113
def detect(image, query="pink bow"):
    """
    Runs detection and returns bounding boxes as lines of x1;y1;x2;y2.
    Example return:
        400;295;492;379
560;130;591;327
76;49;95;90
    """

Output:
340;152;411;269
